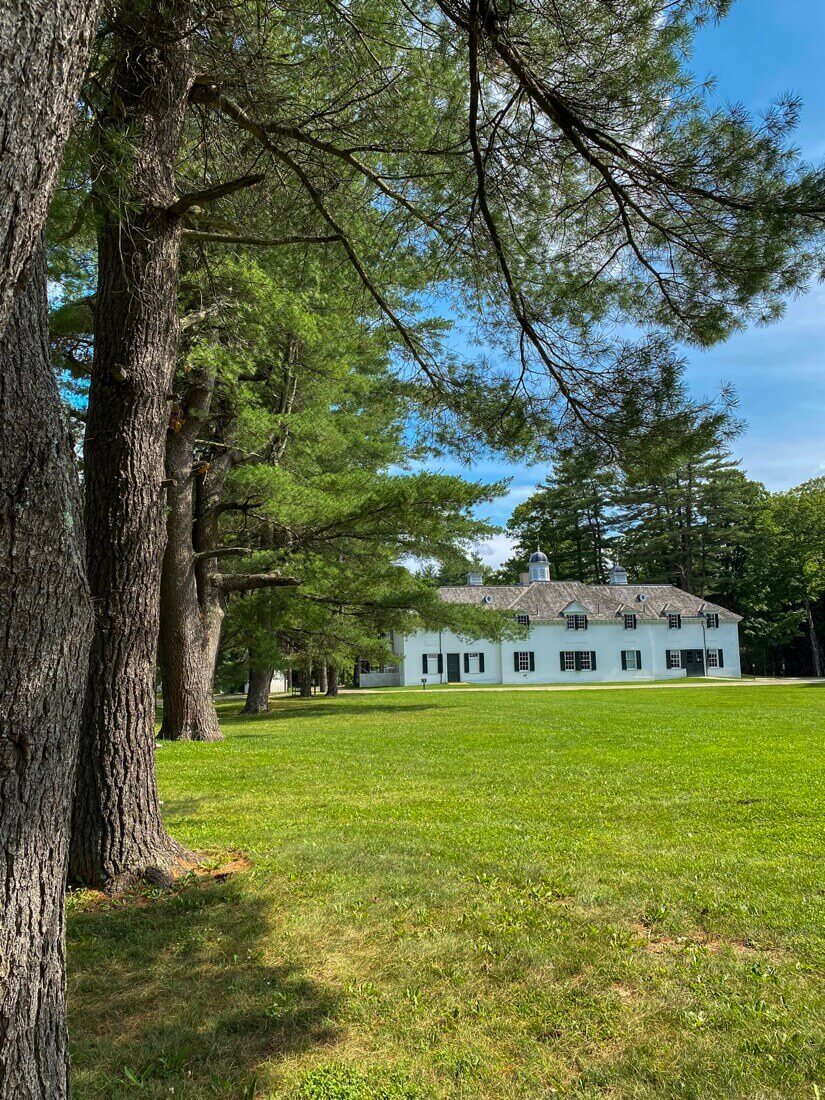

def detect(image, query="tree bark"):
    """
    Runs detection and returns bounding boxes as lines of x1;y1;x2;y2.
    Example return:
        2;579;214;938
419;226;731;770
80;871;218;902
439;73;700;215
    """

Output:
0;244;93;1098
0;0;102;333
243;665;274;713
158;375;223;741
326;666;339;696
318;664;329;694
300;664;313;697
805;599;824;678
71;1;195;890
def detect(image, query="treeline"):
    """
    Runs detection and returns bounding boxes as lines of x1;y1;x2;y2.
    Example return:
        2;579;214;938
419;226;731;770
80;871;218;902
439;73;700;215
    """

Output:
3;0;825;1093
498;433;825;676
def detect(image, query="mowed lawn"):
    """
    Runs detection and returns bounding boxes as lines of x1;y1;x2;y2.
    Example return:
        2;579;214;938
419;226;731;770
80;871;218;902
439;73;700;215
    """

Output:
68;686;825;1099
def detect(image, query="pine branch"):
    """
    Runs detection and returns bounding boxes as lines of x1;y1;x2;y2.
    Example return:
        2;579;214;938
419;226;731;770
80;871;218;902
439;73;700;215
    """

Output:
167;173;265;218
218;573;300;593
192;546;253;563
182;229;341;247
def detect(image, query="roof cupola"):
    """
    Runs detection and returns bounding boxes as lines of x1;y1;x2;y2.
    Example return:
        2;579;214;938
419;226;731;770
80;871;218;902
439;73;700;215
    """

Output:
528;548;550;583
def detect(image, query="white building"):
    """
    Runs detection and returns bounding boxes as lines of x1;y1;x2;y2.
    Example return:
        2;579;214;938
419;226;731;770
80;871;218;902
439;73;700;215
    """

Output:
362;553;741;687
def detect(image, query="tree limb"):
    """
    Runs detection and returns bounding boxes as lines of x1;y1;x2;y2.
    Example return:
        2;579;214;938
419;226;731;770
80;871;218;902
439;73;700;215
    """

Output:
192;546;253;563
182;229;341;247
218;573;301;593
167;173;265;218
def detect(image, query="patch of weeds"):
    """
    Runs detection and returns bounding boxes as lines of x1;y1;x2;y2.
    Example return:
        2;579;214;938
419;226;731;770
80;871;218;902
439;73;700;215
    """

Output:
290;1064;425;1100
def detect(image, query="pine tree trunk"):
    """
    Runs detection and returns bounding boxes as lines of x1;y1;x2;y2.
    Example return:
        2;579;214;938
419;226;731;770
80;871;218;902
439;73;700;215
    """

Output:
0;244;93;1097
158;381;222;742
805;600;824;678
318;664;329;694
71;1;195;891
300;665;313;697
326;667;340;696
0;0;101;332
244;666;274;713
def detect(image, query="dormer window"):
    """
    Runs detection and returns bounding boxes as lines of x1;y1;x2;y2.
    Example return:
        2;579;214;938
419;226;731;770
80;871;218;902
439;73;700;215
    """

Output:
623;613;637;630
667;613;682;630
516;613;530;627
705;612;719;629
566;613;588;631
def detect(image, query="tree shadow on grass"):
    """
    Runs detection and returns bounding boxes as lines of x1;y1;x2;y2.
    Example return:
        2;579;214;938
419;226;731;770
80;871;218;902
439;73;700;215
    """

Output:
227;701;443;727
67;875;339;1098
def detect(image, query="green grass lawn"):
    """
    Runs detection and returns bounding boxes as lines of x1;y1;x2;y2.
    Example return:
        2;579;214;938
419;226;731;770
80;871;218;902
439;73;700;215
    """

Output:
67;685;825;1099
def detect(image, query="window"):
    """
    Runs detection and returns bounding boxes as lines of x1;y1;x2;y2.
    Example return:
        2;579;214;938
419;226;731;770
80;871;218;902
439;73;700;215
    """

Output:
464;652;485;674
622;649;641;671
566;613;588;630
667;613;682;630
707;649;724;668
516;613;530;627
423;653;442;675
666;649;682;669
560;651;597;672
623;613;637;630
514;651;535;672
705;612;719;629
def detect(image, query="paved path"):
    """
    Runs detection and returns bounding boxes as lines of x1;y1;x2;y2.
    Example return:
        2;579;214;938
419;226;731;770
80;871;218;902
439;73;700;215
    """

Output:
334;677;822;696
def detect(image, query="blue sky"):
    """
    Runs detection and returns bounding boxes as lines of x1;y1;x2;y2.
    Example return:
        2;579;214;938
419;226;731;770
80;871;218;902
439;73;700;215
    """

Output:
449;0;825;567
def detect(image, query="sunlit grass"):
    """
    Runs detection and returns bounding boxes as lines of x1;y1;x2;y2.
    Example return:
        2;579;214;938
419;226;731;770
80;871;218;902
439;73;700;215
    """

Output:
68;684;825;1098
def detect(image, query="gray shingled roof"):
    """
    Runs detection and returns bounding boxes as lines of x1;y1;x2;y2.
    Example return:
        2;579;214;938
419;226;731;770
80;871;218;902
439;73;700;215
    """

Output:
437;581;741;622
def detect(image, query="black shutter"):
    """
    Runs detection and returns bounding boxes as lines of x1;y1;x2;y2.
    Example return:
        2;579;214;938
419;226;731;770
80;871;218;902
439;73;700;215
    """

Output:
718;649;724;667
463;653;469;674
621;651;627;671
575;651;582;670
590;651;596;671
636;650;642;670
479;653;485;673
514;652;520;672
529;652;535;671
437;654;443;673
422;654;428;674
560;651;566;671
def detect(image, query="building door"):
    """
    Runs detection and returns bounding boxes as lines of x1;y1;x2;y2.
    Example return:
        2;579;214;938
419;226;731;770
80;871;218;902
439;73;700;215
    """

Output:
446;653;461;682
681;649;705;676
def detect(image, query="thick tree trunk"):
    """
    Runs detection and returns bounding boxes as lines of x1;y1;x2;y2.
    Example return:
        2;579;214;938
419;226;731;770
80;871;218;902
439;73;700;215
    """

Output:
243;665;274;713
300;665;313;698
158;381;222;742
0;245;93;1098
71;2;195;891
0;0;102;332
318;664;329;694
326;666;340;696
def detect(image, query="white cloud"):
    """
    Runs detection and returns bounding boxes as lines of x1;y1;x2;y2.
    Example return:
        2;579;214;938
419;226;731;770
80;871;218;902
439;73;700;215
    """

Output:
474;532;517;568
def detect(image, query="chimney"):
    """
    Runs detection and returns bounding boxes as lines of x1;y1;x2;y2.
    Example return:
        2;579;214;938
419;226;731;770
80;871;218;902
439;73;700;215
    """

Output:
466;571;483;586
519;572;530;586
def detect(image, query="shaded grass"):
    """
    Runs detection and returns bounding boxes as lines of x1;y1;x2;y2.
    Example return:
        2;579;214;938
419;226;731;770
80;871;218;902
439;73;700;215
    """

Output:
69;685;825;1098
